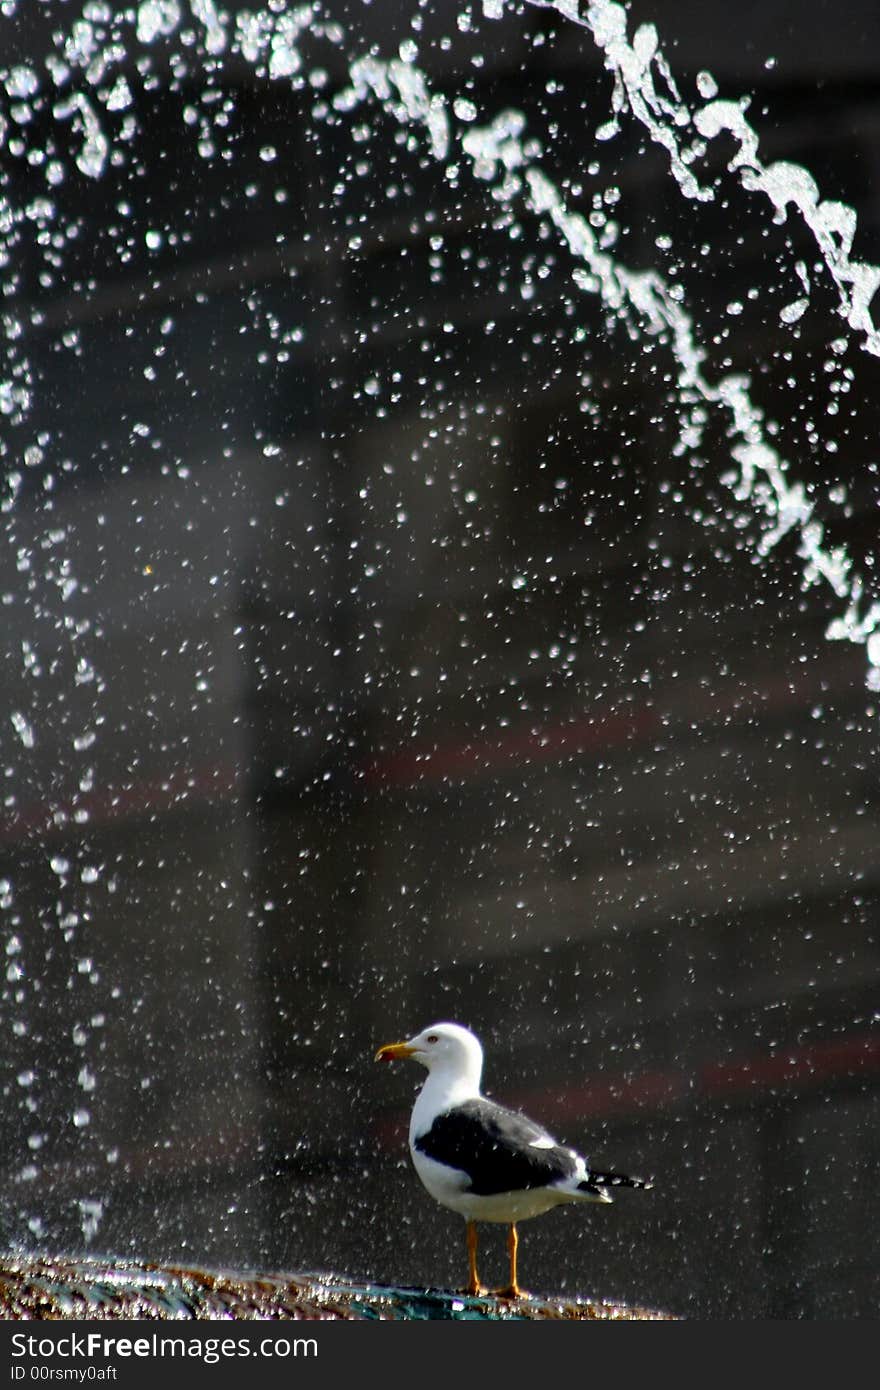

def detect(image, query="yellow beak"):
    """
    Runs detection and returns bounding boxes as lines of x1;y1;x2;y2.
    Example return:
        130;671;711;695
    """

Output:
374;1040;417;1063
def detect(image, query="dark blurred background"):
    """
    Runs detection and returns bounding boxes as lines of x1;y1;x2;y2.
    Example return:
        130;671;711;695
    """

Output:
0;1;878;1318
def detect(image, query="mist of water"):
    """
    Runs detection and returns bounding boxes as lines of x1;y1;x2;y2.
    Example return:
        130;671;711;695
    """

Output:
0;0;877;1252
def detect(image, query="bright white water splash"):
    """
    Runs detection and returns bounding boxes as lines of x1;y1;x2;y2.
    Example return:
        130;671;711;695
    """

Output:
77;1197;104;1244
0;0;878;1243
0;0;877;686
523;0;880;358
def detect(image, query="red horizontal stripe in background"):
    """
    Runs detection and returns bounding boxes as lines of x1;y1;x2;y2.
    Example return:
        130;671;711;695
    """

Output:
373;1032;880;1147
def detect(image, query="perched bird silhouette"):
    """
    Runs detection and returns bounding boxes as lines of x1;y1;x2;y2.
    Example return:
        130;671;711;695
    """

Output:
375;1021;652;1298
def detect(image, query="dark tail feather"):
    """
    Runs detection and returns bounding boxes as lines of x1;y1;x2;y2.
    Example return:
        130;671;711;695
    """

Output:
578;1169;653;1197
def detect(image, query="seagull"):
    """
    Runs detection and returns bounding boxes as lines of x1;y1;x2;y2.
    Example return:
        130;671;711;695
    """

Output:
374;1020;652;1298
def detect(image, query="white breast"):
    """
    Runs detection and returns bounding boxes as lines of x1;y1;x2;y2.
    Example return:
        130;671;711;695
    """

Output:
410;1145;472;1212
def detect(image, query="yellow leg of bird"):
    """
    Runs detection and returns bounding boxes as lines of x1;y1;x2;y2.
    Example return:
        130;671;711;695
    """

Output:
464;1220;485;1297
495;1223;529;1299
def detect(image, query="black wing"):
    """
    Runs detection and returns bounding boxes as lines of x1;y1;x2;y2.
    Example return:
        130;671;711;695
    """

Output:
414;1097;580;1195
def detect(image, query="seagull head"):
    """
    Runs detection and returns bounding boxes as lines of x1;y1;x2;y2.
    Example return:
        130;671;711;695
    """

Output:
374;1021;484;1084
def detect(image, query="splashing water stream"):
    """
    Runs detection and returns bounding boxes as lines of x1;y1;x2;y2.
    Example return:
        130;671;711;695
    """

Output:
1;2;878;682
0;0;878;1257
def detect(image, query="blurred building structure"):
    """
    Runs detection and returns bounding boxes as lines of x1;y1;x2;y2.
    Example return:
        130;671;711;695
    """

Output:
0;0;878;1318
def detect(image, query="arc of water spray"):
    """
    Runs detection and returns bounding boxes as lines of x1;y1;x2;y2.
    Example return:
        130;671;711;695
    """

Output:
2;0;879;684
2;0;878;1248
519;0;880;360
519;0;880;675
335;9;880;687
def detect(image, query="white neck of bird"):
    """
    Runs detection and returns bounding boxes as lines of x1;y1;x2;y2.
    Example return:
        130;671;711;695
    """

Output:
409;1063;482;1141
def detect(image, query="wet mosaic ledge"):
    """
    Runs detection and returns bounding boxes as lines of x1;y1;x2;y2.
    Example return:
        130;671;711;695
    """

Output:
0;1255;675;1320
